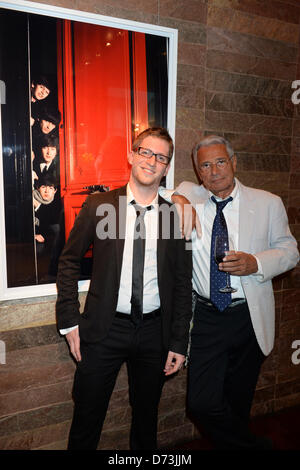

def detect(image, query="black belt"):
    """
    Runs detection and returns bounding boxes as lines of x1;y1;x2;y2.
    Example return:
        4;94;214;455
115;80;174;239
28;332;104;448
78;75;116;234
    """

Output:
115;308;161;321
194;292;246;308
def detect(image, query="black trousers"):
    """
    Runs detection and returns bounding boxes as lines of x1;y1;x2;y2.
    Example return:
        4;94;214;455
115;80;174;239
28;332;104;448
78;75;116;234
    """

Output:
68;315;167;450
187;298;265;449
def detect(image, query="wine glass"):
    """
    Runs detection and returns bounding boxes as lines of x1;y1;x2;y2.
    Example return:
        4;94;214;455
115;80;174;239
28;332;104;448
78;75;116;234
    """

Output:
214;235;237;293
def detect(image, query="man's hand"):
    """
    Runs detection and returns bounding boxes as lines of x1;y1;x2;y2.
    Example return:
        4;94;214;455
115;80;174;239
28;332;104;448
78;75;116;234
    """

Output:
35;234;45;243
66;327;82;362
171;194;202;240
164;351;185;376
219;251;258;276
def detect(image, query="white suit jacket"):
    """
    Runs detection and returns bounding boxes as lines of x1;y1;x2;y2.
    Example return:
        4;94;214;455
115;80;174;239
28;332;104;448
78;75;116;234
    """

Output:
176;179;299;356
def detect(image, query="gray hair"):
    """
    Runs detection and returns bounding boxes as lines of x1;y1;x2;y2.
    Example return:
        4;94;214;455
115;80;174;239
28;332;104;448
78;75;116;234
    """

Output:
192;135;235;167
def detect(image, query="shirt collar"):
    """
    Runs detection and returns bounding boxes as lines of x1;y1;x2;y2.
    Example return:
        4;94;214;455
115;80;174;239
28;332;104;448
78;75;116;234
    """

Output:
206;177;239;203
126;183;158;208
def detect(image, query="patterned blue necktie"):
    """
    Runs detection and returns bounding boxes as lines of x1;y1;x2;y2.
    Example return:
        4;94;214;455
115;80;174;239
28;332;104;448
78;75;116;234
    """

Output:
210;196;233;311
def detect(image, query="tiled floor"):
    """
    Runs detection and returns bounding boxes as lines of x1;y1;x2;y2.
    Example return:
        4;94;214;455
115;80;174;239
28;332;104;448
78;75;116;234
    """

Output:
175;405;300;450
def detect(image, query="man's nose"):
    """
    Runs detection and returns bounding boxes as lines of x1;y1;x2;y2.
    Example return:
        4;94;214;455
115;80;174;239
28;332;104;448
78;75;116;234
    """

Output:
210;162;218;174
147;154;156;166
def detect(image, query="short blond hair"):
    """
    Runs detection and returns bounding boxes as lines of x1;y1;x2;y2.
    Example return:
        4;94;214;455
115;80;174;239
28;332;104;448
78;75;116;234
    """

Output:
132;127;174;159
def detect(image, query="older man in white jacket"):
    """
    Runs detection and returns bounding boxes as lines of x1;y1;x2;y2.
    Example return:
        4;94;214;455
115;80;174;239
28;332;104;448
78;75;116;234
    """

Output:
161;134;299;449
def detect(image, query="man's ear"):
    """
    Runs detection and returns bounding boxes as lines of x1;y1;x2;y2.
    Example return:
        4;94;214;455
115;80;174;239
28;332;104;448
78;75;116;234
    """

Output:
127;150;134;166
163;163;171;178
232;154;237;172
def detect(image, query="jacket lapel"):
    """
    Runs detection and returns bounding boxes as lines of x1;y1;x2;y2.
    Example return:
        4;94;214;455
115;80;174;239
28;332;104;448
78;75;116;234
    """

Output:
238;181;256;252
157;198;164;287
157;196;176;287
114;185;127;284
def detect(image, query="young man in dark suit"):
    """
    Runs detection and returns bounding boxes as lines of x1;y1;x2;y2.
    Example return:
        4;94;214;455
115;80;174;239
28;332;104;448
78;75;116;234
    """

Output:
56;127;192;450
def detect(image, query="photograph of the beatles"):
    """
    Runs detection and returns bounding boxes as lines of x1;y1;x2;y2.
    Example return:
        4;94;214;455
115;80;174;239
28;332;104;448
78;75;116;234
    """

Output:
0;7;168;289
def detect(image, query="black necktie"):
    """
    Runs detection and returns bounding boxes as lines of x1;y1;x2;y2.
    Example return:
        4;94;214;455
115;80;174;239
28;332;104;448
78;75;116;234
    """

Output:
210;196;233;311
130;203;151;326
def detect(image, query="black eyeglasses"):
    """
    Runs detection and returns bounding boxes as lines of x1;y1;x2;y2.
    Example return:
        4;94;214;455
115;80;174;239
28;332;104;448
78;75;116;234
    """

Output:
135;147;170;165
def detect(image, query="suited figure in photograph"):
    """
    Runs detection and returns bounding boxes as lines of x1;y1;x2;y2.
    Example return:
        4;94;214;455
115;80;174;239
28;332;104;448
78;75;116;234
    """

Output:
30;75;51;127
32;134;59;185
31;106;61;156
169;135;299;449
56;127;192;450
33;175;64;277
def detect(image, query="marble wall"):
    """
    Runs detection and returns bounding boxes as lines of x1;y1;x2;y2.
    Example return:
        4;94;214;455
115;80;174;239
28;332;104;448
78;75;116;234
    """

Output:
0;0;299;450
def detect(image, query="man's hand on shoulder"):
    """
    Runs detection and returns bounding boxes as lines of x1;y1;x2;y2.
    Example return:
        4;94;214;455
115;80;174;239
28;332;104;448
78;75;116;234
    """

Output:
171;194;202;240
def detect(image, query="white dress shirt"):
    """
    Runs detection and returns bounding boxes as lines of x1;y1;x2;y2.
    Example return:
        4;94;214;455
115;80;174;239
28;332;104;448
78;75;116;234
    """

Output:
159;179;263;300
40;162;52;173
116;184;160;313
191;180;244;299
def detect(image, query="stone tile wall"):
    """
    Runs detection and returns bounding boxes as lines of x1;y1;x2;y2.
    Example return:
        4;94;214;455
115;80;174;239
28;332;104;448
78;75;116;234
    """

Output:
0;0;299;450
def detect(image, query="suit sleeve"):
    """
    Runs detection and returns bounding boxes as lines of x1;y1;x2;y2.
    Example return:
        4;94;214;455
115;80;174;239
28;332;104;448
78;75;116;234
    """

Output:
254;196;299;282
169;236;193;356
56;196;95;330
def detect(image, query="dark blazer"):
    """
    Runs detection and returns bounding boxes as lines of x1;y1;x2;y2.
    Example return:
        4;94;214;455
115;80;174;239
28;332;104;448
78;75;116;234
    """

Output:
56;185;192;355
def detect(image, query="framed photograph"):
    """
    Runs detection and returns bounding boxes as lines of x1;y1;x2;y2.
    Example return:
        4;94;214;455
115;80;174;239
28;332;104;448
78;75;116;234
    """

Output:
0;0;178;301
